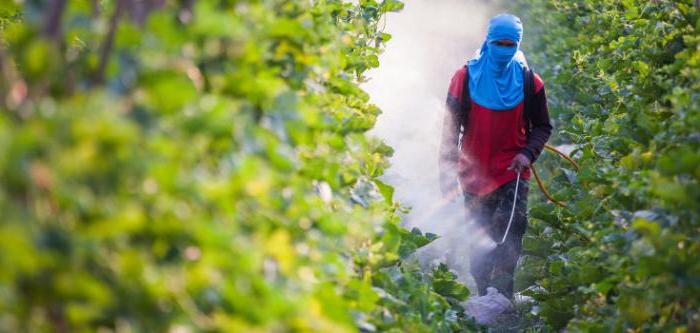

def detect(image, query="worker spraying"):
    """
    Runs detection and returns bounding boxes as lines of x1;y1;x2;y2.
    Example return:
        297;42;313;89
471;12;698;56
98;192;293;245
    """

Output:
438;13;552;300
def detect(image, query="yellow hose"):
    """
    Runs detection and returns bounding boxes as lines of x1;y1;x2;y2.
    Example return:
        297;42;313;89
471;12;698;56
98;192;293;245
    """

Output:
532;166;567;207
532;144;580;207
544;144;580;171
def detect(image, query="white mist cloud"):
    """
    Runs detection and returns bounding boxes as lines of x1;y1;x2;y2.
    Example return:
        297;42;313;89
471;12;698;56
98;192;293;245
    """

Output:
363;0;498;284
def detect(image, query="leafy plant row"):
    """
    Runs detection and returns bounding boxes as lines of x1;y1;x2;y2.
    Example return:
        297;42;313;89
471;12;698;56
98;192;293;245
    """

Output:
0;1;478;332
506;0;700;331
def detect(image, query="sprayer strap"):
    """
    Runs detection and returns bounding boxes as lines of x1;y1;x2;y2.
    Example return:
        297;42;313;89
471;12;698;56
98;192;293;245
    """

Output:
523;67;536;137
460;65;472;115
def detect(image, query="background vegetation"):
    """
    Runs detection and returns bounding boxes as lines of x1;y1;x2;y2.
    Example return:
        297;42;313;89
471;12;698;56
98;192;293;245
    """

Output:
2;0;699;332
0;0;480;332
509;0;700;331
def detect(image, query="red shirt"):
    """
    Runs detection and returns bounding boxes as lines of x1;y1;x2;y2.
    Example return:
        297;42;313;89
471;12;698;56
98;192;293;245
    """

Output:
447;67;545;196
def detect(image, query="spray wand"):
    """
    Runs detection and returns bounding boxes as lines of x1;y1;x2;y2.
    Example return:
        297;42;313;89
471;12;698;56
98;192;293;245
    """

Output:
497;171;520;246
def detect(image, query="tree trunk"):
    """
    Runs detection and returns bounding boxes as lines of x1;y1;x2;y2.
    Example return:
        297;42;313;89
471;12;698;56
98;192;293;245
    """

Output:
94;0;126;84
41;0;67;41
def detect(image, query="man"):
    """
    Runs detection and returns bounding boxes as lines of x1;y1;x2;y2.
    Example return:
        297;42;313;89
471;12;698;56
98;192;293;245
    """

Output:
439;13;552;299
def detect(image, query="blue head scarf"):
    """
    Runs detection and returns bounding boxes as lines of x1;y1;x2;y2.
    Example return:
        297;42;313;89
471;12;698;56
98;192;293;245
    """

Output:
468;13;525;110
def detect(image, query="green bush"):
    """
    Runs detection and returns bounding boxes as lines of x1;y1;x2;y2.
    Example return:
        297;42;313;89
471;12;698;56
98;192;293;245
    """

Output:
507;0;700;331
0;1;479;332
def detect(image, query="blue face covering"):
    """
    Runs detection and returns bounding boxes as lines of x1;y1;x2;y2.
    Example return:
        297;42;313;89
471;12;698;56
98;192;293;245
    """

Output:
468;14;525;110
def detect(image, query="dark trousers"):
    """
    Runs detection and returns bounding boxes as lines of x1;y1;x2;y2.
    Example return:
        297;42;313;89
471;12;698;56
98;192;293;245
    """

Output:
464;179;529;299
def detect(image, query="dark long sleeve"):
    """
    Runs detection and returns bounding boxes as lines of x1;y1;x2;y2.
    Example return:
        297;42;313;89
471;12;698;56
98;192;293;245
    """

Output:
520;86;552;162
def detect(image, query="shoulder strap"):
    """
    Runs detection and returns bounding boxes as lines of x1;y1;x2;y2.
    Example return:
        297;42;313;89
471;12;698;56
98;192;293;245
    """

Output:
523;67;536;136
460;65;471;114
456;65;471;142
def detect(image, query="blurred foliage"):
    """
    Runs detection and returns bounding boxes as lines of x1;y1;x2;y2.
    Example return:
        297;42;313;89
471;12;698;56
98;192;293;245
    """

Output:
506;0;700;331
0;0;481;332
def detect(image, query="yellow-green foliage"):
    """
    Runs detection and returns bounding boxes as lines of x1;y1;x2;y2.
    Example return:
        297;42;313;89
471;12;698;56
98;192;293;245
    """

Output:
0;1;478;332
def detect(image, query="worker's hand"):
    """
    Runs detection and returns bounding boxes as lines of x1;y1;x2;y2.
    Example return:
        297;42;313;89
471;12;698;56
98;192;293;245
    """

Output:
508;153;531;173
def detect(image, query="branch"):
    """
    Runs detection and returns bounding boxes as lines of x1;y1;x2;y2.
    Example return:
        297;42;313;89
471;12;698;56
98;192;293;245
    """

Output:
41;0;67;41
94;0;126;85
